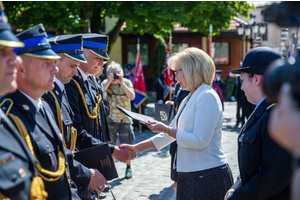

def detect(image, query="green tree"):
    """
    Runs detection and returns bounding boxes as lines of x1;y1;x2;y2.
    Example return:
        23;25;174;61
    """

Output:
4;1;254;53
152;37;167;83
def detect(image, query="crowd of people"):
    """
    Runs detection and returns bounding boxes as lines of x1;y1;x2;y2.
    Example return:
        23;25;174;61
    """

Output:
1;1;300;200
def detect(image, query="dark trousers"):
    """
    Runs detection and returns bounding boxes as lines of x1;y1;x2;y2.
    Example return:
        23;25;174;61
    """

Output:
236;101;255;125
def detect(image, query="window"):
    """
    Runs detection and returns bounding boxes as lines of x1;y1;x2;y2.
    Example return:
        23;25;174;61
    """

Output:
127;44;149;66
172;43;189;53
211;42;230;65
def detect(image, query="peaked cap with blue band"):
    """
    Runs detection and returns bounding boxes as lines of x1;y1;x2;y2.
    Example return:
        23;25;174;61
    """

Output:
48;34;87;63
231;47;282;75
14;24;60;60
0;2;24;48
82;33;109;60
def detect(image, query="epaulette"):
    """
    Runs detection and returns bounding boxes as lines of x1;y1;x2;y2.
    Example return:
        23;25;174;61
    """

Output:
0;98;14;115
266;103;277;111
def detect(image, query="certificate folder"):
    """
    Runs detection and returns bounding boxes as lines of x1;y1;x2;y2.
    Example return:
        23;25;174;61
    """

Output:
155;103;174;125
74;144;118;180
116;106;155;125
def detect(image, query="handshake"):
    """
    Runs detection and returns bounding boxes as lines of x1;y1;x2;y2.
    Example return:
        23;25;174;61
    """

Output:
112;144;139;164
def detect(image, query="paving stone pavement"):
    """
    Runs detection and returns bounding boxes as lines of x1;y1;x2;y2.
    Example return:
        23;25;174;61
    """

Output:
103;101;241;200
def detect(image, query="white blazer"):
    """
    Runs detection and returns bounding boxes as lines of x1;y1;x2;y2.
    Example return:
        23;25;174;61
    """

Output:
151;84;228;172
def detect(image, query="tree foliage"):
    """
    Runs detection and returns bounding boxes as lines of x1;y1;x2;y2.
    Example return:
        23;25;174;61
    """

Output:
4;1;254;53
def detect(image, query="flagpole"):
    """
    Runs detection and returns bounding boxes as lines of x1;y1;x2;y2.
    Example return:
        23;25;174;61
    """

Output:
169;30;173;101
137;37;142;133
208;24;213;56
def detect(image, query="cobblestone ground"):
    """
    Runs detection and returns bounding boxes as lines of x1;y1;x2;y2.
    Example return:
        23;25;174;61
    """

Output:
104;102;241;200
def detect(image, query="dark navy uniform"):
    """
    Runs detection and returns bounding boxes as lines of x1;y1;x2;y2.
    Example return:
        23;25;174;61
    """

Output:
0;109;37;199
169;83;189;182
88;75;110;142
42;82;91;191
1;90;72;200
228;99;292;199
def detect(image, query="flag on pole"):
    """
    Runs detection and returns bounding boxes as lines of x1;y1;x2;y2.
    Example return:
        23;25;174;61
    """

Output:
133;50;147;109
163;41;174;89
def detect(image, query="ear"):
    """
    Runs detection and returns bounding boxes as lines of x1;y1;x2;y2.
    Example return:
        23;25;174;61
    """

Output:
255;74;263;86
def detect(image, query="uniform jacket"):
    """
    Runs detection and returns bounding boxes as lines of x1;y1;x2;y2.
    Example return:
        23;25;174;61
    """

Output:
88;75;110;142
228;99;293;200
65;69;115;153
42;82;91;191
0;109;36;199
0;90;72;200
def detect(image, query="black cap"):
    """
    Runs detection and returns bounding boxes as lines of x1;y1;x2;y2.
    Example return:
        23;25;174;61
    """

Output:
82;33;109;60
14;24;60;59
0;2;24;48
48;34;87;63
231;47;282;75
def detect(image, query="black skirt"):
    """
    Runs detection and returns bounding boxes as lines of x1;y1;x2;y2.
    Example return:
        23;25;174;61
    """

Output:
177;164;233;200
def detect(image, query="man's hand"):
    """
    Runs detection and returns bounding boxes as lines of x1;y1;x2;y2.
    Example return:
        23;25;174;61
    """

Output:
112;145;136;164
88;169;106;195
224;189;235;200
165;101;174;105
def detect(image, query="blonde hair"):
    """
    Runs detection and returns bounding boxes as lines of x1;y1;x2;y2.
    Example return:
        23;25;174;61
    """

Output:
106;61;124;76
168;47;215;90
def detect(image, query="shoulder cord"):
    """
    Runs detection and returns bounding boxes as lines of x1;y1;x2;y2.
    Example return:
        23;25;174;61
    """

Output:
8;113;68;183
72;79;99;119
49;91;77;155
174;82;180;114
267;103;277;110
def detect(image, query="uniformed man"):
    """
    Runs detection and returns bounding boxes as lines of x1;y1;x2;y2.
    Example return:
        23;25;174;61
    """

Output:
0;24;75;200
65;33;135;163
0;3;47;200
42;34;107;199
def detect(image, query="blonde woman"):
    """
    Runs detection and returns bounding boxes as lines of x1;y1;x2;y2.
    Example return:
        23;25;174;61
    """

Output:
121;47;233;199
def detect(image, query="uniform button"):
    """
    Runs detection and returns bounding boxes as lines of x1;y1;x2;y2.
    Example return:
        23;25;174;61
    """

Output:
199;176;203;178
11;174;17;181
47;145;50;149
66;119;68;123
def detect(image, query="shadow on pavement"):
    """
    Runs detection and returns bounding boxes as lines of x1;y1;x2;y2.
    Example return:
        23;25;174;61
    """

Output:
148;185;176;200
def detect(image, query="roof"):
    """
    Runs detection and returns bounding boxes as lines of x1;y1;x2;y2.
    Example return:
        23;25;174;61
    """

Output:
173;17;247;33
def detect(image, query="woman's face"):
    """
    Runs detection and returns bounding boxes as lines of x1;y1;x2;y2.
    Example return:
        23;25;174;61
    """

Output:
174;66;187;90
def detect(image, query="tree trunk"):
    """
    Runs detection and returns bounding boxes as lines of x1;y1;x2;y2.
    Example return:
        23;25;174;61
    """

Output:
107;18;126;54
80;1;90;33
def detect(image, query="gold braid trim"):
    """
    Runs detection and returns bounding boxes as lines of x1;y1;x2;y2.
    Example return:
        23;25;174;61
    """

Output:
8;113;66;182
30;176;48;200
71;79;98;119
70;126;77;156
48;91;65;147
0;192;10;200
266;103;277;110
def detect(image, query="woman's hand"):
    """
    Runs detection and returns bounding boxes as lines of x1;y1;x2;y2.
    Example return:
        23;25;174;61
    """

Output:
119;144;139;154
147;121;168;133
224;189;234;200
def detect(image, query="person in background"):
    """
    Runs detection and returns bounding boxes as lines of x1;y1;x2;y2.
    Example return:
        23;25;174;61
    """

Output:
165;81;189;192
121;47;233;199
225;47;293;200
156;66;169;104
102;61;135;179
123;64;131;79
214;70;227;91
231;75;255;127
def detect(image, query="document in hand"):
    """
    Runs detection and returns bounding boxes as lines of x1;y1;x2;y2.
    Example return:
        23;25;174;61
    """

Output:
74;143;118;180
116;106;155;125
155;103;174;125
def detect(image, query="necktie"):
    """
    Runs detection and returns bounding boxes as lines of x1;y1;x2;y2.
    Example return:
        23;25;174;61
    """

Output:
39;105;47;121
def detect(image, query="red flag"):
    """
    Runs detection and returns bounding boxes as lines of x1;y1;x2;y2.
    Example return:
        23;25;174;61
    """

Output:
163;42;174;88
133;51;147;108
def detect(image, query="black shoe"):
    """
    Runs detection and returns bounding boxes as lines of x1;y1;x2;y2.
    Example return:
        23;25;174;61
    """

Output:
97;193;106;199
103;184;110;192
125;168;132;179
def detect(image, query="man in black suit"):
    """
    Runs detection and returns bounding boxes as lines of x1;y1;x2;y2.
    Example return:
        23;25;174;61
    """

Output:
42;34;107;199
64;34;135;163
231;76;255;127
225;47;293;200
0;4;47;199
1;24;77;200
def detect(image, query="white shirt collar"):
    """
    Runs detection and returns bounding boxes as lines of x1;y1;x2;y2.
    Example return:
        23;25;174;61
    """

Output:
77;67;87;82
19;90;43;111
55;77;64;92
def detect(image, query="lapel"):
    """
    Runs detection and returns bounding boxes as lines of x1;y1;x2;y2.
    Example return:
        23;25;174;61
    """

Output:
75;70;96;106
239;99;270;134
12;90;55;139
0;109;28;160
53;83;73;116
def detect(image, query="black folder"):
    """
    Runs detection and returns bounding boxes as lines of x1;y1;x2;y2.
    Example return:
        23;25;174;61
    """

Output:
116;106;155;125
74;143;118;180
155;103;174;125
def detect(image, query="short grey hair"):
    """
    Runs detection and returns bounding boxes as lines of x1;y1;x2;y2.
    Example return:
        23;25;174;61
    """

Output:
106;61;124;76
168;47;215;90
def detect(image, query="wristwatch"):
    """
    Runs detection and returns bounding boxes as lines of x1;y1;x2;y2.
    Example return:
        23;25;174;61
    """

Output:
165;127;170;136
